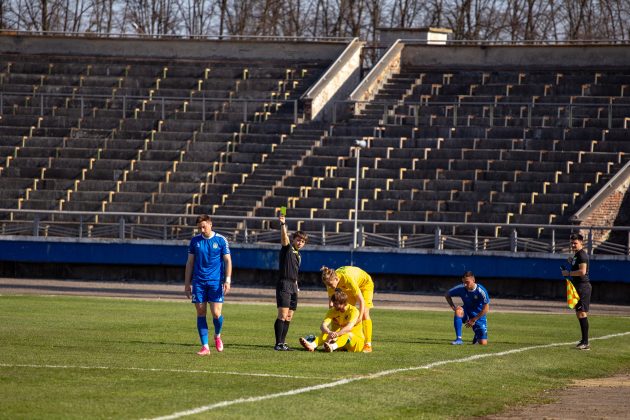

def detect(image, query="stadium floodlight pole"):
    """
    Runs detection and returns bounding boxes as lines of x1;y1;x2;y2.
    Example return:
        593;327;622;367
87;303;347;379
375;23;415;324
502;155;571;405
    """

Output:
353;139;367;249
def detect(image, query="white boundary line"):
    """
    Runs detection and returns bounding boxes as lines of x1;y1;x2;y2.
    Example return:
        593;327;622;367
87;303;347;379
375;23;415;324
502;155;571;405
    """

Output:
149;331;630;420
0;363;325;380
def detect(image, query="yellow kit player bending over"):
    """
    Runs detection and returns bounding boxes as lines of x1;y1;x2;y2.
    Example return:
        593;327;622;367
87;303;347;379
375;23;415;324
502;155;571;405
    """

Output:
299;289;364;353
321;265;374;352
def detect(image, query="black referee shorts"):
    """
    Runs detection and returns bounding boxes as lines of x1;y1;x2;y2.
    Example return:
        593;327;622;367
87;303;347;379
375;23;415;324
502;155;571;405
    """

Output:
276;279;298;310
575;282;592;313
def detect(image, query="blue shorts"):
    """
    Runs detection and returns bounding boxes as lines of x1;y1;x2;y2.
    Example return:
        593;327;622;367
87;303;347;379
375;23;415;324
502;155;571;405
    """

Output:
464;313;488;340
192;281;224;304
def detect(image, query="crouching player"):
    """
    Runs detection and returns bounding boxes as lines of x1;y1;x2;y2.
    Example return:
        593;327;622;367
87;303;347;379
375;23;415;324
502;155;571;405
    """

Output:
445;271;490;345
321;265;374;352
299;289;364;353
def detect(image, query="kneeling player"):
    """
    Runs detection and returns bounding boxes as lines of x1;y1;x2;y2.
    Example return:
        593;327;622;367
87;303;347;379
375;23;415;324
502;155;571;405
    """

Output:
299;289;364;353
445;271;490;345
321;265;374;352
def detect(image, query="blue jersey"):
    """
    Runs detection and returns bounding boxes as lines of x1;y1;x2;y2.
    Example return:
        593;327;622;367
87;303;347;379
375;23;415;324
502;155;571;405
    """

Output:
448;283;490;319
188;232;230;283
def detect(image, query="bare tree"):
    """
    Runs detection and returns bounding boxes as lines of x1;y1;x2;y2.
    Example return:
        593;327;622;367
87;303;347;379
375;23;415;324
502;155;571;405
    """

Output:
309;0;341;37
10;0;47;30
343;0;365;37
282;0;317;37
176;0;218;36
125;0;178;35
425;0;446;27
391;0;425;27
561;0;590;39
2;0;630;42
88;0;115;33
365;0;380;43
217;0;226;36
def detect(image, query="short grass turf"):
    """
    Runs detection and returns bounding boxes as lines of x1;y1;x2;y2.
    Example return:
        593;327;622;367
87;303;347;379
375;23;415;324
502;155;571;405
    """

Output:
1;295;629;419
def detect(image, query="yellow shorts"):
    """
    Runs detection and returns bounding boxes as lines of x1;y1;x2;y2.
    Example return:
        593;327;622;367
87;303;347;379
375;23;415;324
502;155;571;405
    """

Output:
361;277;374;308
344;332;365;353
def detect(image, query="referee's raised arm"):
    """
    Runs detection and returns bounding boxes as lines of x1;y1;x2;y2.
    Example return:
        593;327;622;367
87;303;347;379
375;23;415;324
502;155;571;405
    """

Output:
279;214;289;246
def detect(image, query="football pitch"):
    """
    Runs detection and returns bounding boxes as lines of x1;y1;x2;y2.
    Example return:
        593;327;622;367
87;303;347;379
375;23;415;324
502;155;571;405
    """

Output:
1;295;629;419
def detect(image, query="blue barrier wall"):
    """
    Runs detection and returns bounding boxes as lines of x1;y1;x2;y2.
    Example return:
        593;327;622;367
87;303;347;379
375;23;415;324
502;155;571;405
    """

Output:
1;237;629;283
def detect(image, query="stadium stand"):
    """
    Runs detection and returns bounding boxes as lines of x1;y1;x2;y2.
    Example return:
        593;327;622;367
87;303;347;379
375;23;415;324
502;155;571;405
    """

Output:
0;52;330;232
260;66;630;242
0;37;629;253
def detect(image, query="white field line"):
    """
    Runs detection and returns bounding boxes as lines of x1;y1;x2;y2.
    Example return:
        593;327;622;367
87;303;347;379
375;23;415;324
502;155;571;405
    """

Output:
0;363;325;380
150;331;630;420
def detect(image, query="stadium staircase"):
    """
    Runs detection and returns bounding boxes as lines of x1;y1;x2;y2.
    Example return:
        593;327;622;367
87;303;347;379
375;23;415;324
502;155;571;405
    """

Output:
258;67;630;241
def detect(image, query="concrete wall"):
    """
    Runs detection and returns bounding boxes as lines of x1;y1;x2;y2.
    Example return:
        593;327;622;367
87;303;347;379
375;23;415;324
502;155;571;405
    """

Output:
575;187;629;245
378;27;452;47
401;44;630;68
301;38;363;121
2;236;628;282
1;237;629;303
571;161;630;245
0;34;348;61
350;40;404;113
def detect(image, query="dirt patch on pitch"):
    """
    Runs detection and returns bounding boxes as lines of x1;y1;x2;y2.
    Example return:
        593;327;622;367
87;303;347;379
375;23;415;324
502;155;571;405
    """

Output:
479;373;630;419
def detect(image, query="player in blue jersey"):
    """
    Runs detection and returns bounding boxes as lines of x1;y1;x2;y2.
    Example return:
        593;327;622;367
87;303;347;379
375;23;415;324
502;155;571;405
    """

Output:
445;271;490;345
184;215;232;356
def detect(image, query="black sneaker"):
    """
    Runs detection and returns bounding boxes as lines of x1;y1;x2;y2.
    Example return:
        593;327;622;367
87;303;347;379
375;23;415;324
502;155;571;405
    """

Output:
576;342;590;350
281;343;292;351
274;343;284;351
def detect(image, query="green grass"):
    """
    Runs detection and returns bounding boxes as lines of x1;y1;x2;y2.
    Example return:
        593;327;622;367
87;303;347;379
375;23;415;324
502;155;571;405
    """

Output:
1;295;629;419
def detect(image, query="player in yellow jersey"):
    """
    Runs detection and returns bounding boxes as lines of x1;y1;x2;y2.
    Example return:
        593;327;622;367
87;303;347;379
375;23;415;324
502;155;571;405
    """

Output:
299;289;364;352
320;265;374;352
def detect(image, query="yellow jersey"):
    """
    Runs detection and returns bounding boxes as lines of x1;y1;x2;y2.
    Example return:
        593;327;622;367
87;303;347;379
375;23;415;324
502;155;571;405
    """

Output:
326;266;374;307
323;304;364;338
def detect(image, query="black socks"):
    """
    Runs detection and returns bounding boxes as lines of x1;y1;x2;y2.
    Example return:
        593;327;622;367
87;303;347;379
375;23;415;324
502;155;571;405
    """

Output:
579;317;589;344
274;319;283;345
281;320;290;344
275;319;291;345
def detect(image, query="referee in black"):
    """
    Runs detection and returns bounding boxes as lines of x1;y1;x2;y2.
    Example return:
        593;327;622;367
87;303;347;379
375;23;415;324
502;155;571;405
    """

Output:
274;213;308;351
562;233;592;350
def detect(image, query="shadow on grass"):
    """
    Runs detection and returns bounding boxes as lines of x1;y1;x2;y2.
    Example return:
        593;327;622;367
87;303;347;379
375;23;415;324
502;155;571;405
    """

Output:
388;338;448;345
121;340;283;352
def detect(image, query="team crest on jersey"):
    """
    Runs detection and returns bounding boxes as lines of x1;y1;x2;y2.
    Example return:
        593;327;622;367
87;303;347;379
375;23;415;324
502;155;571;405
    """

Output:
213;243;219;249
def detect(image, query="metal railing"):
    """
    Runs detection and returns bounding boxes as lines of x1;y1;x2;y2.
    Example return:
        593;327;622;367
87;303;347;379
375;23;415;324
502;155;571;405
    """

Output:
332;99;630;130
1;209;629;257
0;29;353;42
0;92;300;124
402;39;630;46
403;101;630;131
